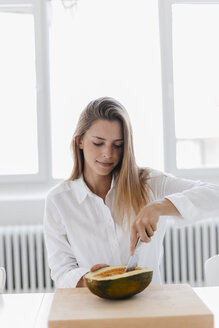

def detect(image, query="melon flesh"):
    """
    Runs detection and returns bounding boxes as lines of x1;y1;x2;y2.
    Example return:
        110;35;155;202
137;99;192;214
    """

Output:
93;267;141;278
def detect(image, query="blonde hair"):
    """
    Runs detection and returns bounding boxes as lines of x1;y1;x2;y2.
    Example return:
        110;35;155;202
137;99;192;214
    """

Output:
67;97;151;226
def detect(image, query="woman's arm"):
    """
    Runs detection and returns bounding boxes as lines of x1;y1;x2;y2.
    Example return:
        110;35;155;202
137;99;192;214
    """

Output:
130;172;219;255
44;197;90;288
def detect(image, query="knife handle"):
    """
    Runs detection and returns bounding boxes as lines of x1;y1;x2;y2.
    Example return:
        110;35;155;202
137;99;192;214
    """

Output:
135;236;141;248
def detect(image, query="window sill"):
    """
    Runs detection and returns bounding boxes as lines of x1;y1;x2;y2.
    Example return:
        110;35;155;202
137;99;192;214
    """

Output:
0;181;61;226
0;180;61;201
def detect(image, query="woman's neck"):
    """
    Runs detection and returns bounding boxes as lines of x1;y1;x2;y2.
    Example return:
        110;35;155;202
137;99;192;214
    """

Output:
83;173;112;201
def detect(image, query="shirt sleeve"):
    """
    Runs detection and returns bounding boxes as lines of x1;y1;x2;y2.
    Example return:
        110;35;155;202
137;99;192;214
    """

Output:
43;196;89;288
149;170;219;226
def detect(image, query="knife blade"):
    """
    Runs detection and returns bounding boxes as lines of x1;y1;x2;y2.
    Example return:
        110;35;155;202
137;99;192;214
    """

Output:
124;237;142;272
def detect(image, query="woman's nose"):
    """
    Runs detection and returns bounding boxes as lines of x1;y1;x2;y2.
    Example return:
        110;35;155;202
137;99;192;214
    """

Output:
103;145;113;158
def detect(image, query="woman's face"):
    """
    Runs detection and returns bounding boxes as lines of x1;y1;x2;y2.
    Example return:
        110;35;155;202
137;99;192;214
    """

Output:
79;119;124;178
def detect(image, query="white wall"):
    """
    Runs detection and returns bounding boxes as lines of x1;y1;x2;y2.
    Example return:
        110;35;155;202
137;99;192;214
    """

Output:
0;182;55;225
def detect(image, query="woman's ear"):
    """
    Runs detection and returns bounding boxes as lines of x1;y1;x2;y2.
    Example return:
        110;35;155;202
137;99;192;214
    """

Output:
76;136;84;149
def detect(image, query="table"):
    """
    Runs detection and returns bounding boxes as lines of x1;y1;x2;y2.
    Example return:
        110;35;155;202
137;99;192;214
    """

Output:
0;287;218;328
194;287;219;328
0;292;53;328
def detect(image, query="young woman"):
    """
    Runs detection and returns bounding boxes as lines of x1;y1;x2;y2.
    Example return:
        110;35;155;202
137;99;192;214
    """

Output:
44;97;219;288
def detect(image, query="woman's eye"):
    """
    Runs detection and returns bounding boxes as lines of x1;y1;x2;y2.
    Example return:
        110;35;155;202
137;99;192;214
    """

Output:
93;142;103;146
92;142;123;148
113;144;123;149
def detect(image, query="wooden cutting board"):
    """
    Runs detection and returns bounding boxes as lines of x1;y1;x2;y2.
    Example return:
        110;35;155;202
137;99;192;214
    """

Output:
48;284;213;328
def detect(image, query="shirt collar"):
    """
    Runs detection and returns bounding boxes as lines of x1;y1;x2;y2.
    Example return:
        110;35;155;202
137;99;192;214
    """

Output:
72;175;115;204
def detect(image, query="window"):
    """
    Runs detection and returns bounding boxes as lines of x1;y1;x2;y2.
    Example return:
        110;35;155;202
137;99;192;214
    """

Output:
0;0;51;183
0;9;38;175
159;0;219;179
49;0;164;179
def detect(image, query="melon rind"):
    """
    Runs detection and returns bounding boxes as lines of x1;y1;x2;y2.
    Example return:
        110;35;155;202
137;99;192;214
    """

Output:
85;266;153;299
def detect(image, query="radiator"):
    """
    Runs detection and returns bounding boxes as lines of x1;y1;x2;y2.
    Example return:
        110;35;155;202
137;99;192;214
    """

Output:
0;219;219;293
0;225;54;293
160;218;219;286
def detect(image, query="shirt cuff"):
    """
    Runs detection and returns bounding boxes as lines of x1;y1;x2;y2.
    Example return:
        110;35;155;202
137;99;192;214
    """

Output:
165;193;199;224
56;267;90;288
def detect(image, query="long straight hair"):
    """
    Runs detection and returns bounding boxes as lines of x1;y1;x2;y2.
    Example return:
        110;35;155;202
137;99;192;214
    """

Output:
67;97;151;226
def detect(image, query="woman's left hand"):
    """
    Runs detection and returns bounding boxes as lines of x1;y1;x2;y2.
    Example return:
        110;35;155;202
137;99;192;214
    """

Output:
90;264;109;272
76;264;109;288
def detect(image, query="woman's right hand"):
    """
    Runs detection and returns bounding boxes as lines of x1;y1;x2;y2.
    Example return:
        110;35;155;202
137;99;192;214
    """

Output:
76;263;109;287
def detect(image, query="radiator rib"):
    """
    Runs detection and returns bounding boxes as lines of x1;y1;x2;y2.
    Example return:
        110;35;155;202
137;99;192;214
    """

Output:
179;227;187;283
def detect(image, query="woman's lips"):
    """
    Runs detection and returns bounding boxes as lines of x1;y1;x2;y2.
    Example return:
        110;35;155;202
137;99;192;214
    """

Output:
96;161;113;167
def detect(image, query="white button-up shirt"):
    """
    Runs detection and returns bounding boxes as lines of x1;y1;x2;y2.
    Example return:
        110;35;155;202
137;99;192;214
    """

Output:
43;169;219;288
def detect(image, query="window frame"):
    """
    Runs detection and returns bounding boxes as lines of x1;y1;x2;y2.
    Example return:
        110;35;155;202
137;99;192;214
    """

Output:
158;0;219;181
0;0;54;184
1;0;219;185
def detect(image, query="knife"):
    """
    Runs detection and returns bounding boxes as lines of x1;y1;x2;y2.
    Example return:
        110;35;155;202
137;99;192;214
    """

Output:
124;237;142;272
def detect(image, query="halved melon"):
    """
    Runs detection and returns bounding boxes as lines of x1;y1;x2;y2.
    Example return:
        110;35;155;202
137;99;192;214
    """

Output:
85;266;153;299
